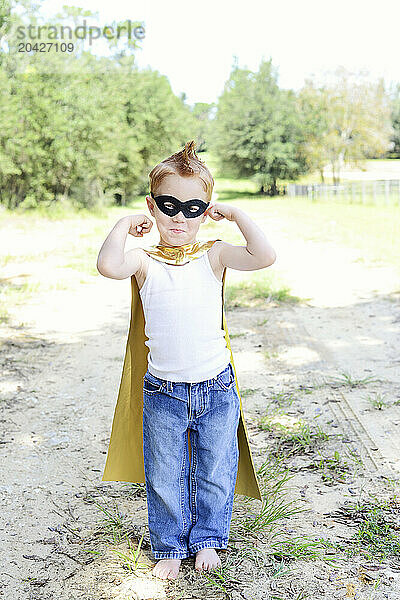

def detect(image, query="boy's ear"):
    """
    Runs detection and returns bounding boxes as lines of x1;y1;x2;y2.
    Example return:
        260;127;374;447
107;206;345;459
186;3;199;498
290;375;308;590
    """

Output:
201;207;209;223
146;195;156;216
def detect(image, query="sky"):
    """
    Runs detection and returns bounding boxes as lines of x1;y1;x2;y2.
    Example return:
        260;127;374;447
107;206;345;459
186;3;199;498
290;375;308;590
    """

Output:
37;0;400;106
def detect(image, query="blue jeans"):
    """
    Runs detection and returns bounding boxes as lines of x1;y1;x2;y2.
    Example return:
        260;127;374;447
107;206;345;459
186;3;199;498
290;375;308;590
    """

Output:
142;361;240;560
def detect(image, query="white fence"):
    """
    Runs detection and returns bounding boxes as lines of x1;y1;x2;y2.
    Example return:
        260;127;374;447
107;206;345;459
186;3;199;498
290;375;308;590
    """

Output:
286;180;400;205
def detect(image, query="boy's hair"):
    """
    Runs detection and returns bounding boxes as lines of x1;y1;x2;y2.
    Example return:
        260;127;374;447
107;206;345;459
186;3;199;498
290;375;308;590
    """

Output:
148;140;214;202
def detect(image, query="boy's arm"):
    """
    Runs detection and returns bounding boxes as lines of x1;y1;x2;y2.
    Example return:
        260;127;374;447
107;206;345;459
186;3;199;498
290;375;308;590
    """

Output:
97;216;148;280
214;207;276;271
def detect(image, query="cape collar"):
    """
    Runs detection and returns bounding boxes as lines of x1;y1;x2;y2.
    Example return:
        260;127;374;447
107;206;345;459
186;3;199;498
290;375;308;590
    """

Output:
142;239;220;265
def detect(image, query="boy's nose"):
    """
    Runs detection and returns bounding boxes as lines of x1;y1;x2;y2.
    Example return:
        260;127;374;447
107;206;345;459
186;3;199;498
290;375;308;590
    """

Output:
171;211;185;221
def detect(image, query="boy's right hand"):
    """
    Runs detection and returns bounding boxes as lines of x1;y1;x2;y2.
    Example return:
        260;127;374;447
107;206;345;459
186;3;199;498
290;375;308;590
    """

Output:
122;215;153;237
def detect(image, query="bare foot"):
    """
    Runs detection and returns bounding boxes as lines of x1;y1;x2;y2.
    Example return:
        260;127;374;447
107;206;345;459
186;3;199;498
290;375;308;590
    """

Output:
195;548;221;572
152;558;181;579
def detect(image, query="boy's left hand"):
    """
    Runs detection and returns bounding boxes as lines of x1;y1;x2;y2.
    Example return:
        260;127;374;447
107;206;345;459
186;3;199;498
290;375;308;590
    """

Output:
205;202;237;222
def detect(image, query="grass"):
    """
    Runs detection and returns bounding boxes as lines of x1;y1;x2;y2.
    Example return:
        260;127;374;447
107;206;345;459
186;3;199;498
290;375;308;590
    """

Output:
366;392;388;410
1;157;400;318
192;454;341;597
271;195;399;269
257;375;372;478
72;436;397;598
211;171;400;273
252;459;336;553
228;331;246;339
109;531;147;574
0;276;71;324
302;450;353;485
78;488;152;577
269;390;296;408
323;495;400;562
0;279;40;324
249;374;400;589
264;420;332;457
239;387;259;398
225;276;297;308
3;160;400;598
325;371;380;389
71;454;341;599
269;372;381;397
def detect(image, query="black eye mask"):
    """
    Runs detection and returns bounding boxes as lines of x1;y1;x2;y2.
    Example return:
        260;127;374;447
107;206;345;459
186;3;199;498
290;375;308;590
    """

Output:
150;192;209;218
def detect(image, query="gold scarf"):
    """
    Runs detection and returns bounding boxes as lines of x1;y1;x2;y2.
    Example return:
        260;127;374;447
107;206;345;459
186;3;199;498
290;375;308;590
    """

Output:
101;238;262;501
144;239;214;264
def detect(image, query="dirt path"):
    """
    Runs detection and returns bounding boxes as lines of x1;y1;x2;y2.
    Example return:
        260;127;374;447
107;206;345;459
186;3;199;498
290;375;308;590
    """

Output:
1;215;400;599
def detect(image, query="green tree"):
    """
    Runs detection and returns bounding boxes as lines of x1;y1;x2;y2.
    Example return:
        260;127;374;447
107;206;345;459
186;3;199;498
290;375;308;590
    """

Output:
191;102;216;152
389;82;400;157
211;58;309;195
296;83;330;183
0;3;195;208
299;67;395;184
105;65;195;204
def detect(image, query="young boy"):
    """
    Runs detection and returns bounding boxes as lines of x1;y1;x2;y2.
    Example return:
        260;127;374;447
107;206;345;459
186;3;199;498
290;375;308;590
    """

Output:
97;141;276;580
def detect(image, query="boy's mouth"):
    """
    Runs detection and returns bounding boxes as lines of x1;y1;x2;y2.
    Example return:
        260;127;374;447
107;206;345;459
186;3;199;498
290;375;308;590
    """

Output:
170;228;185;233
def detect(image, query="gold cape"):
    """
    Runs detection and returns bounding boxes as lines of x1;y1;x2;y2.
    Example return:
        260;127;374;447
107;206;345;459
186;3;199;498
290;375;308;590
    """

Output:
101;239;262;501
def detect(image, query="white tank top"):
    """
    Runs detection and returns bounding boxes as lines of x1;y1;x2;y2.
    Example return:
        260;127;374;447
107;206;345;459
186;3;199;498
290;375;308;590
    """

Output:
139;251;231;382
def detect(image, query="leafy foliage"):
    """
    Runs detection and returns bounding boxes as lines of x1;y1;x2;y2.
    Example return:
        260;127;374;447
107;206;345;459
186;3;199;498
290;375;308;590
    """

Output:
0;2;196;208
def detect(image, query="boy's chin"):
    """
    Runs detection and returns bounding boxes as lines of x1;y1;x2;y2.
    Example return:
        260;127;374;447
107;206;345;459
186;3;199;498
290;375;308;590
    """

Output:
160;232;197;246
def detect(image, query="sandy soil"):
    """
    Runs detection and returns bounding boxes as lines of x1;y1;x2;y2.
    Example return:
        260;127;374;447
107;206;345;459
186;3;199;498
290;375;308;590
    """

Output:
1;211;400;600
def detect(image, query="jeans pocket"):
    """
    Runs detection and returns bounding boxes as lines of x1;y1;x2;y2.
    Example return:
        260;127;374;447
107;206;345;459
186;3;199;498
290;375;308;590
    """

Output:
214;363;236;391
143;372;164;394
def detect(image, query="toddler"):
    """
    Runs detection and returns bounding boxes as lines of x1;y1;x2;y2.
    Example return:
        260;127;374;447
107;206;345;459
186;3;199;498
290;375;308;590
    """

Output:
97;141;276;579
